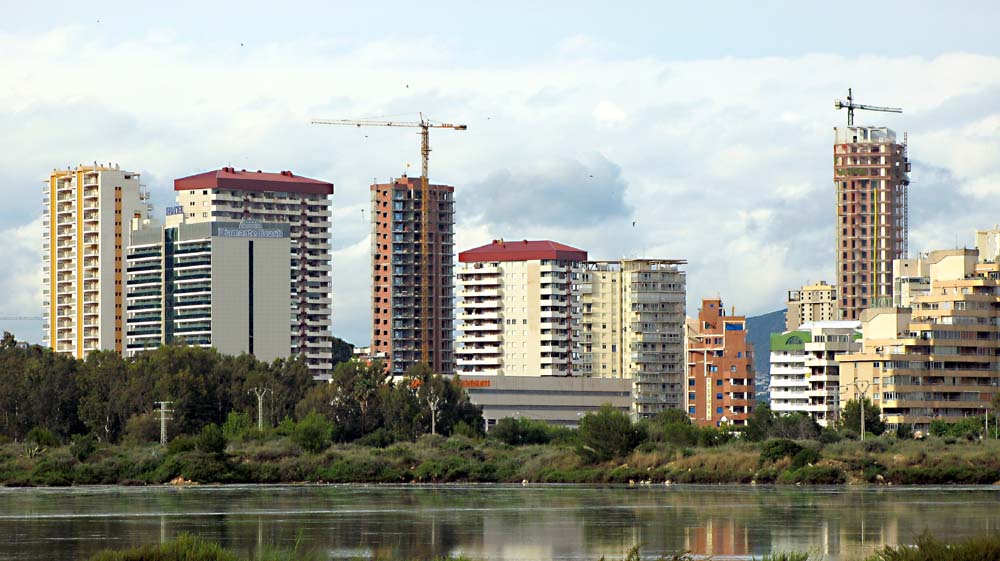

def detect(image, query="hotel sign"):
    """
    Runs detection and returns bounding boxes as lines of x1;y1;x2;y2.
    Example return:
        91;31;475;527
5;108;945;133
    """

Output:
212;219;289;238
165;205;184;216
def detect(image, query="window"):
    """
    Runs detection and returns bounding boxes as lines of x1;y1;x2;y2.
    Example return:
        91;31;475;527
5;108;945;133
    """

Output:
688;406;696;414
688;379;695;387
716;407;723;414
716;380;723;386
716;393;722;400
688;392;695;401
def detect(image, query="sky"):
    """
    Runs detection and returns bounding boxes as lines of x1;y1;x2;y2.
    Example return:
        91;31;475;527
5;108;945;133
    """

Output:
1;1;999;345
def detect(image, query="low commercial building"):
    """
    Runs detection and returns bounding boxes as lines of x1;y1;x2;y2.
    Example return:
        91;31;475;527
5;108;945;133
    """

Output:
125;213;291;362
769;321;861;426
786;281;837;330
686;298;755;427
455;240;586;376
460;375;632;429
580;259;686;418
838;248;1000;432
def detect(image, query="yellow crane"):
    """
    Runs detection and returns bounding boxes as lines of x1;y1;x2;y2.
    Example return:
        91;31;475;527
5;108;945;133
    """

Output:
311;113;467;367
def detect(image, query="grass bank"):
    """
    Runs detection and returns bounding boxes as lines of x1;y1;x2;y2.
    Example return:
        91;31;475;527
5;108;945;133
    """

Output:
87;532;1000;561
3;431;1000;486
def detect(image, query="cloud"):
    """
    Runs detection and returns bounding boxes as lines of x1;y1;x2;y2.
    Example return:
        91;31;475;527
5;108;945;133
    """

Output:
0;27;999;345
461;154;632;231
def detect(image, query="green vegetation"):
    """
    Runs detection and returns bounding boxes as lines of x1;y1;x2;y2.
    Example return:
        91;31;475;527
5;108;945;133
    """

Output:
2;332;1000;486
87;533;1000;561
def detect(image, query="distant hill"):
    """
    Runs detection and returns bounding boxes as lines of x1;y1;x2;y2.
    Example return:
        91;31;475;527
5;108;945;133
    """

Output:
746;309;786;397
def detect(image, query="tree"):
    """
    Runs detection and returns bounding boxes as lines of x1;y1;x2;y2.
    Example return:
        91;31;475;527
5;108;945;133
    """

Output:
196;423;227;456
491;417;551;446
744;404;777;442
577;405;645;462
837;397;886;436
330;336;354;367
77;350;129;442
293;411;332;453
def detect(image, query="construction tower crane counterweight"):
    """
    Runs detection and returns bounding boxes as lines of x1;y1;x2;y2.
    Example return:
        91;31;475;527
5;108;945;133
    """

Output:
311;113;467;368
835;88;902;126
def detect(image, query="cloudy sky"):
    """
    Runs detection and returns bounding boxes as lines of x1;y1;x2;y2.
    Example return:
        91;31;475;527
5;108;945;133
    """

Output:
2;1;1000;345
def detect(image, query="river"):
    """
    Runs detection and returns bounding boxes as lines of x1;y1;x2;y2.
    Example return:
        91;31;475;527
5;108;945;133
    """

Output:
1;484;998;560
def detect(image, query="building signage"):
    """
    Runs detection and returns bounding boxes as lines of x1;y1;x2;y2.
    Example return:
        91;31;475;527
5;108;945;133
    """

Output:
212;220;289;239
461;379;492;388
165;205;184;216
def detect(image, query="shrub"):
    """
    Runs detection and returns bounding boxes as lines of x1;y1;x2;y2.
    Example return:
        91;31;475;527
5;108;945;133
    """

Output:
491;417;551;446
70;433;98;461
292;412;332;453
759;439;803;464
577;405;645;462
355;427;395;448
123;412;160;444
26;427;60;448
790;447;821;470
221;411;254;441
166;435;196;456
196;424;227;456
778;466;845;485
869;531;1000;561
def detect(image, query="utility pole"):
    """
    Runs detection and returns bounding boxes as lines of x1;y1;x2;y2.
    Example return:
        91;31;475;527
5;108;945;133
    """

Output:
155;401;173;445
427;394;441;436
250;387;270;431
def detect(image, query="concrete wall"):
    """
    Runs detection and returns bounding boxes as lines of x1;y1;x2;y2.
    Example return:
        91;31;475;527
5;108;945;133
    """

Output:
211;233;290;362
462;375;633;428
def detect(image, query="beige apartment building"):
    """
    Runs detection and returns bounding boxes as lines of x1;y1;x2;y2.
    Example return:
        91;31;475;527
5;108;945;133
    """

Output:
838;248;1000;432
786;281;837;330
172;168;334;377
455;240;586;376
580;259;686;417
42;164;150;358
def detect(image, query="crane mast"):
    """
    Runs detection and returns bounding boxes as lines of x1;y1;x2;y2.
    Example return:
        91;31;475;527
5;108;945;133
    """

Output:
312;114;467;369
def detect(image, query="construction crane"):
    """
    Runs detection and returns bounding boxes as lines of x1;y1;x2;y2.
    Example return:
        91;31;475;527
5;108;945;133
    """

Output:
835;88;902;126
311;113;467;367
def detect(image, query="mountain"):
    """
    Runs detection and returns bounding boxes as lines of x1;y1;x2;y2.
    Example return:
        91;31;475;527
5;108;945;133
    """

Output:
746;309;786;397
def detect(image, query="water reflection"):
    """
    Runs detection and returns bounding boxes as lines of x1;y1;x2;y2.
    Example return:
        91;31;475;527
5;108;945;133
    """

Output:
0;485;997;561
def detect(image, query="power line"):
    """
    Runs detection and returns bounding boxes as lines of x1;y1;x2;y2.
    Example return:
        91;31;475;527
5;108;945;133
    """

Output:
249;387;270;430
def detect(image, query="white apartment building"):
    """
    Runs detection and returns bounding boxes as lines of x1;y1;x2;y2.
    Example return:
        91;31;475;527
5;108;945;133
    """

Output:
173;168;334;377
42;164;150;358
125;214;291;361
580;259;687;418
769;321;860;426
455;240;586;376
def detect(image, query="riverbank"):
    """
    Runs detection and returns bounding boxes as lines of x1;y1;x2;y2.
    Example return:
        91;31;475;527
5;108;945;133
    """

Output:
3;431;999;486
86;532;1000;561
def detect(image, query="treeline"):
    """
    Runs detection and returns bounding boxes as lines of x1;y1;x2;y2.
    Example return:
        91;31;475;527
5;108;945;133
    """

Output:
0;332;481;446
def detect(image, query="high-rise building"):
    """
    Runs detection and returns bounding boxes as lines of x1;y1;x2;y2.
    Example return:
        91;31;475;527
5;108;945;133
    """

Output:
769;321;860;426
172;168;334;377
685;298;755;427
124;214;292;361
838;248;1000;432
975;226;1000;262
42;164;150;358
455;240;586;376
834;126;910;320
785;281;837;330
371;176;455;375
580;259;687;418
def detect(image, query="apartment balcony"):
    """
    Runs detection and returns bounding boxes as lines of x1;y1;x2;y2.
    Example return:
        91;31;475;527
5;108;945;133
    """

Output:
459;356;502;367
455;346;501;355
458;311;501;321
460;276;501;286
460;322;501;332
458;288;501;298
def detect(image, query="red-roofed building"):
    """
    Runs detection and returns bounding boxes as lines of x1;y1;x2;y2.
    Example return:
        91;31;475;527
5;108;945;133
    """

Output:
456;239;587;377
173;167;335;378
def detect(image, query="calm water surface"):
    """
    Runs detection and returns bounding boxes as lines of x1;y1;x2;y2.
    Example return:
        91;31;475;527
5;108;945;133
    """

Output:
1;484;998;561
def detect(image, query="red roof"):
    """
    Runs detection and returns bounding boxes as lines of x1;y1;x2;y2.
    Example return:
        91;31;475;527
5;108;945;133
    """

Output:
175;167;333;195
459;240;587;263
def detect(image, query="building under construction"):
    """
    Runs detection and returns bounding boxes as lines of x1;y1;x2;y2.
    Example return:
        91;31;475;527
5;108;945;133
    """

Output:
371;176;455;375
833;126;910;320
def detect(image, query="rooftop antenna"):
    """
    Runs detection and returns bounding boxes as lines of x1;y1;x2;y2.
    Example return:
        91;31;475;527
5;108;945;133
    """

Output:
834;88;902;126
